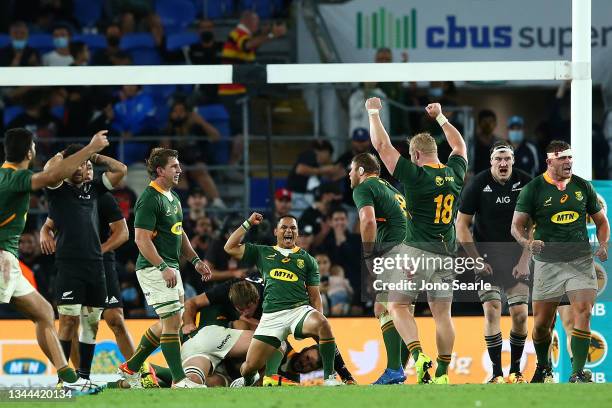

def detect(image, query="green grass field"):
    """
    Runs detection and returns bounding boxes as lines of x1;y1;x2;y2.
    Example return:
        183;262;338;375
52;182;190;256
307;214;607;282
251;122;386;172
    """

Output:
5;384;612;408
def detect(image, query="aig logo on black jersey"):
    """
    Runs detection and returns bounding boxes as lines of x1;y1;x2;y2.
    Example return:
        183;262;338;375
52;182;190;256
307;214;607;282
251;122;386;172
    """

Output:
496;196;510;204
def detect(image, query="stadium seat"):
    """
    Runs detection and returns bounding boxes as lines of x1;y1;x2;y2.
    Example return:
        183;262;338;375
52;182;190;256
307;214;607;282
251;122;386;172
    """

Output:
3;106;24;127
50;106;65;121
0;34;10;48
74;0;103;28
196;104;231;164
250;178;287;208
27;34;54;54
73;34;107;51
166;32;199;51
241;0;274;19
155;0;196;34
120;34;161;65
193;0;235;19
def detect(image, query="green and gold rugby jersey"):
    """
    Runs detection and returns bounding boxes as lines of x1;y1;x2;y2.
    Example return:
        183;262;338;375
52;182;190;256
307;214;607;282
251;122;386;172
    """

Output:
393;155;467;254
134;181;183;270
0;163;33;257
352;176;407;245
241;244;319;313
515;173;601;262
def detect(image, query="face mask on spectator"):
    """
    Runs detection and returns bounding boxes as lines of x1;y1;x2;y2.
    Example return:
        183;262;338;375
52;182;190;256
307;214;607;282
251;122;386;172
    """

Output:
12;39;27;50
107;36;120;47
428;87;443;98
122;286;138;303
54;36;69;49
508;130;524;144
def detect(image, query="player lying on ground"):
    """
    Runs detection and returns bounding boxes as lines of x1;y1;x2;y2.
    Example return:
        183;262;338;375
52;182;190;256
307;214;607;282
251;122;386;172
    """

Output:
224;213;343;386
349;152;409;385
367;98;468;384
511;140;609;383
456;142;532;384
118;148;212;389
0;127;109;394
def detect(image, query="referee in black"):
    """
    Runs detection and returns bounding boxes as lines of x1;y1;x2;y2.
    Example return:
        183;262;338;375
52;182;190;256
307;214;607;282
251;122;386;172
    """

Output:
456;142;532;384
40;143;127;381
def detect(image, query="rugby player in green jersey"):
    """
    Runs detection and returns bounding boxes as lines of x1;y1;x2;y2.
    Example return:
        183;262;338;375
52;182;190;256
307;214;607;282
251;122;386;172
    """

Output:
511;141;609;383
0;127;109;394
118;148;212;389
350;152;408;384
224;213;343;386
366;98;468;384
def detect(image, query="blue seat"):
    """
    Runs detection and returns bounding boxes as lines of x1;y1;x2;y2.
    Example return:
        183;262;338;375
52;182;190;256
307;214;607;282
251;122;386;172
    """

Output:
250;178;287;208
241;0;273;19
28;34;54;54
130;49;162;65
196;104;230;163
166;32;199;51
50;105;65;121
74;0;103;28
0;34;10;48
120;33;156;50
73;34;107;51
156;0;196;33
193;0;234;19
3;106;25;127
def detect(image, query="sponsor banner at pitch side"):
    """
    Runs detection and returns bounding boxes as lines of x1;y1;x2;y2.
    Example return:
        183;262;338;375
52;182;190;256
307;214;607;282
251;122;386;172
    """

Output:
314;0;612;83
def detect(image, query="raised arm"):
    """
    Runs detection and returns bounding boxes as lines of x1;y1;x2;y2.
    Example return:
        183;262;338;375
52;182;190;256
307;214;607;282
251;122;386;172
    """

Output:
32;130;109;190
425;103;468;162
224;212;263;259
90;153;127;188
365;97;401;175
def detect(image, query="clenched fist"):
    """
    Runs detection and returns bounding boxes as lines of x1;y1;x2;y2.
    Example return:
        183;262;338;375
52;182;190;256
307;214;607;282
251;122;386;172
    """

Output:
425;103;442;118
88;130;110;152
248;212;264;226
365;97;382;112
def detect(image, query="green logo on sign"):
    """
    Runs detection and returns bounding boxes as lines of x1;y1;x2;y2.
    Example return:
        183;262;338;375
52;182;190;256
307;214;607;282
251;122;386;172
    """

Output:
356;7;417;49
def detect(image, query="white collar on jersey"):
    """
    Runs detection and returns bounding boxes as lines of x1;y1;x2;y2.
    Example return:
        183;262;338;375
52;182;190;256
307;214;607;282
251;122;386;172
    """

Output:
273;245;300;257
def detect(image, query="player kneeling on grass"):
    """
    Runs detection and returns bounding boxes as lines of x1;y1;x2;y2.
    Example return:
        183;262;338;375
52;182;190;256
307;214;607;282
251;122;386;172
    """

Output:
224;213;343;386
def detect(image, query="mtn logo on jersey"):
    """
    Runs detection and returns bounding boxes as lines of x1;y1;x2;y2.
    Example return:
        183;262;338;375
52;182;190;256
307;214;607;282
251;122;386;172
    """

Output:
482;185;492;192
170;222;183;235
551;211;579;224
270;268;298;282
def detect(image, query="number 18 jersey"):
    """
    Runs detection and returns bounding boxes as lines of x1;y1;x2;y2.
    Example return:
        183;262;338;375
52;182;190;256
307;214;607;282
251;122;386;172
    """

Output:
393;155;467;254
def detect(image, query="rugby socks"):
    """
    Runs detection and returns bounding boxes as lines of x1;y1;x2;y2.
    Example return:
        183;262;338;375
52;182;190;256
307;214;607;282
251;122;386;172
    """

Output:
77;342;96;379
126;328;160;372
334;345;354;381
380;317;402;370
533;333;552;368
57;366;78;383
407;340;422;362
571;329;591;374
151;364;173;387
160;333;186;383
435;355;452;377
265;349;284;376
319;337;336;378
509;331;527;374
485;332;503;377
400;341;409;368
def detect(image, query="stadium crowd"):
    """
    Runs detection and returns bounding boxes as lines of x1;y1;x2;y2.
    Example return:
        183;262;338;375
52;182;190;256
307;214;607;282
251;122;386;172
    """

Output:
0;0;610;320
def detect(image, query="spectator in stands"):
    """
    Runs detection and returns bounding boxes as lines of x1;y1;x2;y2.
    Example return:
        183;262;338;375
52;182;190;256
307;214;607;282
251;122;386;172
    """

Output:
334;128;375;206
69;40;89;66
92;23;124;66
315;253;332;316
162;100;226;208
190;216;215;259
286;140;338;211
205;215;250;284
183;187;209;237
0;21;40;66
191;19;224;104
473;109;503;174
297;225;314;253
219;10;287;136
7;87;63;161
349;82;389;139
112;85;157;165
299;183;342;249
19;231;55;303
328;265;353;316
247;187;294;245
42;25;73;66
506;115;540;177
319;207;361;305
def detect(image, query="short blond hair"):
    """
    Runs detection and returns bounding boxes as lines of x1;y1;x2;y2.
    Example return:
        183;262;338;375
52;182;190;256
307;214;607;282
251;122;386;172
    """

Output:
408;133;437;155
